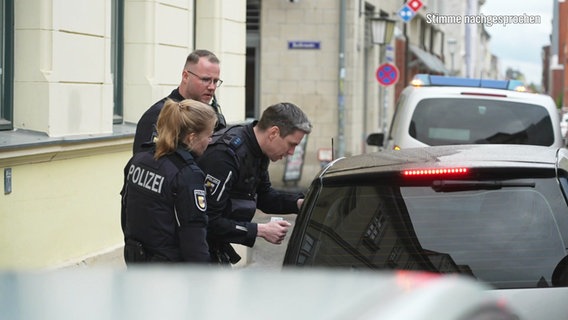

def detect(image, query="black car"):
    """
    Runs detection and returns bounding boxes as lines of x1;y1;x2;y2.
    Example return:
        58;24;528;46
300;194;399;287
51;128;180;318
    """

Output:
283;145;568;319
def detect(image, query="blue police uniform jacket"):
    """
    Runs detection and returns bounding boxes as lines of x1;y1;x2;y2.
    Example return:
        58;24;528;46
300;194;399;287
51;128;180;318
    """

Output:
133;88;225;154
197;122;303;249
121;147;210;262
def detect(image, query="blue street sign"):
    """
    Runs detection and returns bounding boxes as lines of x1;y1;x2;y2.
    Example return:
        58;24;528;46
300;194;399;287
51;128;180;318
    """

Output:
398;5;416;23
288;41;321;49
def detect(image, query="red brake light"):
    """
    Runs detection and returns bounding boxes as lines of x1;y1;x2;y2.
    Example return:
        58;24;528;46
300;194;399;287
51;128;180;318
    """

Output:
402;168;469;176
395;270;441;289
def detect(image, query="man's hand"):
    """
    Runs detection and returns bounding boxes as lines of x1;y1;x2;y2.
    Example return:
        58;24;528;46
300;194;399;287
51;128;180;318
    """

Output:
257;220;292;244
297;198;304;210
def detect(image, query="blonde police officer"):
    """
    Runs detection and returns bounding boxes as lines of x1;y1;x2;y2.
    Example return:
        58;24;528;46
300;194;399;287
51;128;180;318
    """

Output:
121;98;216;264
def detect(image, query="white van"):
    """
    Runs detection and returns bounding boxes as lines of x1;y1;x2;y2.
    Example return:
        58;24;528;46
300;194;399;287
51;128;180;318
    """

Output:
368;74;564;150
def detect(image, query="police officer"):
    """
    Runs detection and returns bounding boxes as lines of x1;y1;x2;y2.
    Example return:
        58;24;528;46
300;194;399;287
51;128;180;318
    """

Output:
121;98;217;264
133;49;226;154
197;102;312;264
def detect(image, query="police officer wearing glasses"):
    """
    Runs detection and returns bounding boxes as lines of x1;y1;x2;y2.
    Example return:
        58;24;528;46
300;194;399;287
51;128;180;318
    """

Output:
133;49;226;154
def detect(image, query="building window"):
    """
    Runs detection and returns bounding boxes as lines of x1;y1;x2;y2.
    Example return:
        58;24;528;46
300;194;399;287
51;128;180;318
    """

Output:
0;0;14;131
112;0;124;124
246;0;261;119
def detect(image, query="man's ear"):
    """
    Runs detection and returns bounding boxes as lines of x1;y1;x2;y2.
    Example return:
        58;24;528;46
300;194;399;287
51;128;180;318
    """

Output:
268;126;280;141
182;69;190;81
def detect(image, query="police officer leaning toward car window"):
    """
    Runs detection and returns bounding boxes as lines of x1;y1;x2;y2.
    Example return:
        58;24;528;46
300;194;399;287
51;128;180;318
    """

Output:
197;102;312;265
121;98;217;265
132;49;226;154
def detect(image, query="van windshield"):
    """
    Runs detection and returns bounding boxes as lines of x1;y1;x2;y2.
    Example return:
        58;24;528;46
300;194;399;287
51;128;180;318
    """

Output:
409;98;554;146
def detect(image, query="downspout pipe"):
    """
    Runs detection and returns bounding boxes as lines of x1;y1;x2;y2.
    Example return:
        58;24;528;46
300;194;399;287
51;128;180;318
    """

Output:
192;0;196;48
337;0;346;158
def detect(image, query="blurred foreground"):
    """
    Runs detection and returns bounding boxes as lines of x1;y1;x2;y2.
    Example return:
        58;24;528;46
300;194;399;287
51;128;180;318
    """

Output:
0;267;514;320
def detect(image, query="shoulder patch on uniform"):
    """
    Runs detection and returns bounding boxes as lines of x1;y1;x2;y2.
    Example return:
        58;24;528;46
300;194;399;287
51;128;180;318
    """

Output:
194;189;207;212
230;136;242;148
204;174;221;195
222;134;243;149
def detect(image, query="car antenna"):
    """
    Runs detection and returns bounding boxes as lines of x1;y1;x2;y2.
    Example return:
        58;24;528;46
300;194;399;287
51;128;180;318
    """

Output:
331;137;334;160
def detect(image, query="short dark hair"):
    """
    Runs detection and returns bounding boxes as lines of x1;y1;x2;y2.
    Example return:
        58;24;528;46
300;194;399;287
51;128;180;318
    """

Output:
257;102;312;137
185;49;220;68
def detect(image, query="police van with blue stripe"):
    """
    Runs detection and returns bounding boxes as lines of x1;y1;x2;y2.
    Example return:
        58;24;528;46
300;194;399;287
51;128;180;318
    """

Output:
368;74;564;150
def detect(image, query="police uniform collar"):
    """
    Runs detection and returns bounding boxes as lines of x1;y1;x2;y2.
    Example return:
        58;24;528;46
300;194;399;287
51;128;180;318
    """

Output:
175;146;196;163
246;121;263;158
170;88;185;101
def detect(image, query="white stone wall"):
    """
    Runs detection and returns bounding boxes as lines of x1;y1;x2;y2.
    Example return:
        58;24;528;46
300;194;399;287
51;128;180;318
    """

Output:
14;0;113;137
3;0;247;268
13;0;246;136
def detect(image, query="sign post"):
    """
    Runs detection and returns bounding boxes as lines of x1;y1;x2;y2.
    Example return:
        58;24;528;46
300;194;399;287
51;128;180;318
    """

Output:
282;135;308;187
376;63;399;138
376;62;399;86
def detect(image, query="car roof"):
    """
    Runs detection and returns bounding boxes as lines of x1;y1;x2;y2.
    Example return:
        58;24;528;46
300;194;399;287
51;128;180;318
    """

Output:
324;145;560;177
400;74;556;106
401;85;556;104
411;74;526;91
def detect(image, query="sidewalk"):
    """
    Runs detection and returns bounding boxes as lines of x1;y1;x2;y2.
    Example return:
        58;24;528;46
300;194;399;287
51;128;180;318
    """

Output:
245;210;297;269
81;210;297;270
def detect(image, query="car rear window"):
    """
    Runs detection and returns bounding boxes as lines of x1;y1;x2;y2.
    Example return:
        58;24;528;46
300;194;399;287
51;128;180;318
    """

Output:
293;175;568;289
409;98;554;146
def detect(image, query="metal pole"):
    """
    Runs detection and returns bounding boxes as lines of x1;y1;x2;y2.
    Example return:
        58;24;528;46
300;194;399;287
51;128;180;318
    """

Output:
337;0;346;158
451;52;455;75
383;86;388;134
379;44;387;135
379;83;384;134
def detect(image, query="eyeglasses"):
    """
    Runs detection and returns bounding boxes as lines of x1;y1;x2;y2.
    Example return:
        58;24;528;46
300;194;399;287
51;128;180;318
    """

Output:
186;69;223;87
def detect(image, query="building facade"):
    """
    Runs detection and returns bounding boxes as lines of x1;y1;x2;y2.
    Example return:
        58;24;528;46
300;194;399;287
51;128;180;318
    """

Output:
548;0;567;109
2;0;497;268
0;0;247;268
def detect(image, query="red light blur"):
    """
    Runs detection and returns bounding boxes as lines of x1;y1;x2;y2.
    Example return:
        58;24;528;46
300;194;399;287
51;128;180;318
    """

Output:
402;168;469;176
460;92;507;98
395;270;441;290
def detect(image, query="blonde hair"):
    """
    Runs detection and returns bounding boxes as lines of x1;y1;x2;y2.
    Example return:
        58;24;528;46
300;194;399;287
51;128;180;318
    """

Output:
154;99;217;159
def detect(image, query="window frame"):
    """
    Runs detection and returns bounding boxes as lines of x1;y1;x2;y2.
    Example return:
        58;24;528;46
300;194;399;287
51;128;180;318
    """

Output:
0;0;14;131
112;0;124;124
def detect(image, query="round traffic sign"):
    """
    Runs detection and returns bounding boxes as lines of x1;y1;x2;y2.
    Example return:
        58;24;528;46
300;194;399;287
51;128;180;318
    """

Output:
376;63;399;86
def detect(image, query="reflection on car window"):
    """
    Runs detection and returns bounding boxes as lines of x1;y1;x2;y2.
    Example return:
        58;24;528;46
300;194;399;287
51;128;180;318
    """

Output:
410;98;554;146
298;178;568;289
403;187;564;288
